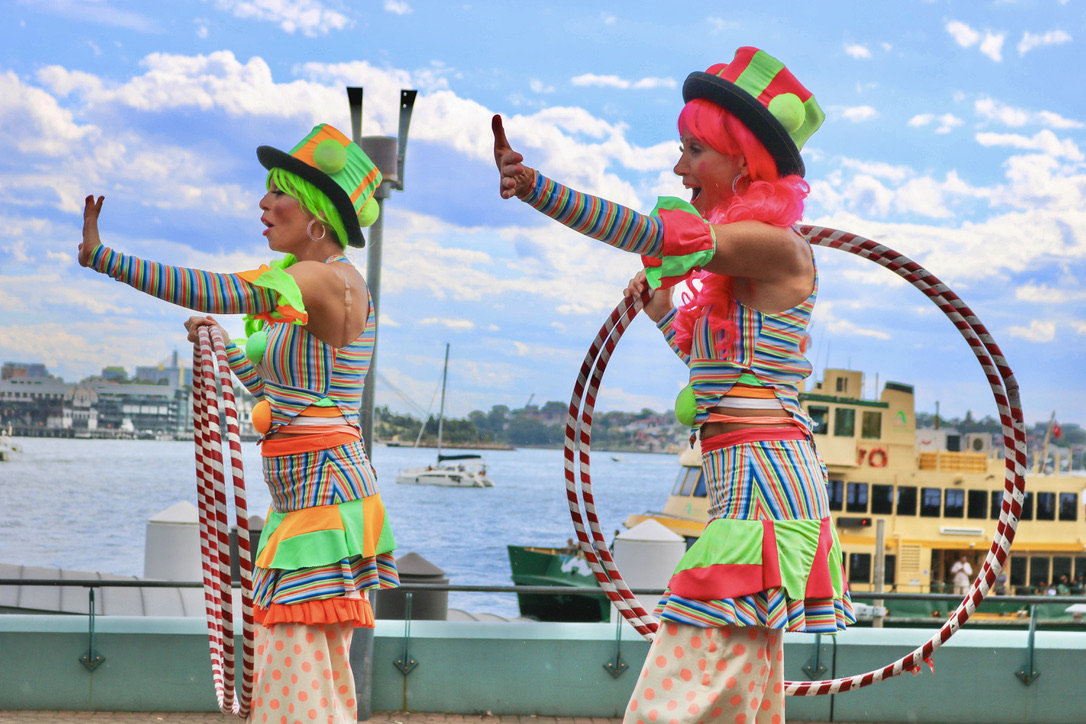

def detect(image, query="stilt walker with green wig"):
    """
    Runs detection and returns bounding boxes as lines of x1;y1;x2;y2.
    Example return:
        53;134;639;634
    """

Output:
80;123;398;723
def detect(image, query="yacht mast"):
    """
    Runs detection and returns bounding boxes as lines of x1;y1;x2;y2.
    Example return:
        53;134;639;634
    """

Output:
436;343;449;461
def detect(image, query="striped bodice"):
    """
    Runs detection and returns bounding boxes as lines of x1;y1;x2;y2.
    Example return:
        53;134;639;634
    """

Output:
687;265;817;432
255;255;376;433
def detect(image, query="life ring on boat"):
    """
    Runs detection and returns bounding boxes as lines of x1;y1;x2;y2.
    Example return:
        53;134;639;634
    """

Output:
857;448;867;465
868;447;889;468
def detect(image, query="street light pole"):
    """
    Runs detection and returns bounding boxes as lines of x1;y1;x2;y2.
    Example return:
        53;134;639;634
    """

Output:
347;87;416;459
346;87;415;724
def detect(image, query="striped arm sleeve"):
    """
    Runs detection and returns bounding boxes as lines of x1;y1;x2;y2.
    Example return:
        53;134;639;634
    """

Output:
523;173;664;257
224;338;264;399
90;246;277;316
656;307;691;365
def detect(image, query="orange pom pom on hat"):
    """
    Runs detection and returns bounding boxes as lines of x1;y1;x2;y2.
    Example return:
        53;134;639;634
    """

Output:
256;124;382;247
683;47;824;177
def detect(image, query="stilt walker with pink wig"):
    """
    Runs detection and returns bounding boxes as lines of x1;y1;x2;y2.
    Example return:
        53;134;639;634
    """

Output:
495;47;853;723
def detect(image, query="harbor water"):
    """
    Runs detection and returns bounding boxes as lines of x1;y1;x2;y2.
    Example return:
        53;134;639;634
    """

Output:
0;437;677;618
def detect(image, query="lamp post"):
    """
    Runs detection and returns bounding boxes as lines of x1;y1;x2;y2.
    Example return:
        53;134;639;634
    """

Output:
347;87;416;458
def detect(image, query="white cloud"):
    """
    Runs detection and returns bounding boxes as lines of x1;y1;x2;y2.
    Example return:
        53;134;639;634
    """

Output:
908;113;964;134
840;106;878;122
979;32;1005;62
946;20;1004;61
946;20;981;48
23;0;159;32
844;44;872;59
419;317;475;330
570;74;676;90
1015;284;1086;304
1008;320;1056;342
530;79;555;94
975;130;1083;161
211;0;351;36
384;0;412;14
705;17;737;34
1018;29;1071;56
975;97;1083;130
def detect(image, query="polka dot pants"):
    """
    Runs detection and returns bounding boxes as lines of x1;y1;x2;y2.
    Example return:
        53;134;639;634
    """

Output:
624;622;783;724
250;621;357;724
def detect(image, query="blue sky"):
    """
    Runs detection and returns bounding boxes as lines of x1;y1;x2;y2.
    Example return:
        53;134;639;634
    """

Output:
0;0;1082;428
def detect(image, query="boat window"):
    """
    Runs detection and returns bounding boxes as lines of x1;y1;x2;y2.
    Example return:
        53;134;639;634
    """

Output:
861;411;882;439
897;486;917;516
943;489;964;518
848;552;871;584
920;487;941;517
1059;493;1077;521
966;490;987;519
1010;557;1027;587
1021;492;1034;520
679;467;700;496
1036;492;1056;521
825;479;843;511
885;554;897;586
834;408;855;437
990;491;1003;519
808;405;829;435
871;484;894;514
1029;557;1050;590
1053;557;1072;585
1075;557;1086;583
846;482;869;513
671;469;687;495
692;473;708;498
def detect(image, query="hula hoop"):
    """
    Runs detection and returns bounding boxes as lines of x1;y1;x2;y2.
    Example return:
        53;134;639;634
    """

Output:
192;325;255;717
564;224;1027;696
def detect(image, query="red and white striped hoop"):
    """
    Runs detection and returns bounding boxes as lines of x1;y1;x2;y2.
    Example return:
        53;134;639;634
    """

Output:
192;325;256;717
564;225;1027;695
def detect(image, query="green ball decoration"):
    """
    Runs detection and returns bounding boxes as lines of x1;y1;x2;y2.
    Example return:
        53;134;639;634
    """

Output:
768;93;806;134
674;384;697;427
313;139;347;175
357;196;379;228
244;329;268;365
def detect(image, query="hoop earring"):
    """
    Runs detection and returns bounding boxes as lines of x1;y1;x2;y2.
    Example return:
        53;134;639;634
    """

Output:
731;172;747;195
307;218;327;242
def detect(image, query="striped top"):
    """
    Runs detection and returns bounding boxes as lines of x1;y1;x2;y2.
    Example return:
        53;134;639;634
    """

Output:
227;255;374;435
92;247;374;434
658;266;817;433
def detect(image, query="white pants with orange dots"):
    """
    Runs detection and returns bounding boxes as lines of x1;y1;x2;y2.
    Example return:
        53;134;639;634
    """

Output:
624;622;784;724
250;621;357;724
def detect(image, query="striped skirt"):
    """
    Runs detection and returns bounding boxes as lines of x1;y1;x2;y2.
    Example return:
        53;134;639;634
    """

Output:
252;438;399;626
656;436;854;633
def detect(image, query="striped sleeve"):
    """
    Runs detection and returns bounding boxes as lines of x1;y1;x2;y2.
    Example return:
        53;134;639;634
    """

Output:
522;173;664;256
656;307;691;365
90;246;277;316
224;338;264;399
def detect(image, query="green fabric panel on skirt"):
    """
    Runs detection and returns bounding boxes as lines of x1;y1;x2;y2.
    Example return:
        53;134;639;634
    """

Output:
673;519;764;572
772;520;824;599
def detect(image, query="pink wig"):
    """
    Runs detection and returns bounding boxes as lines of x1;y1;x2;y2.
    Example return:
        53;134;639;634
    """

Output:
669;99;810;356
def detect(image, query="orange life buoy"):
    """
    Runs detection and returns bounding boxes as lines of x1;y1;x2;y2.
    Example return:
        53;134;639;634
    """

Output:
857;448;867;465
868;447;888;468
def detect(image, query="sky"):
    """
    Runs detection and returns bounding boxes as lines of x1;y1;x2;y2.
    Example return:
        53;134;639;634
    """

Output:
0;0;1083;429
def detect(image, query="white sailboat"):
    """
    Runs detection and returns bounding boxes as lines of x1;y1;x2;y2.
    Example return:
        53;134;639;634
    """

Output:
396;344;494;488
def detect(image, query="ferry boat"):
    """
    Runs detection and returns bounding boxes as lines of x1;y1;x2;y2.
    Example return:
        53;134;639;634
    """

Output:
626;368;1086;621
